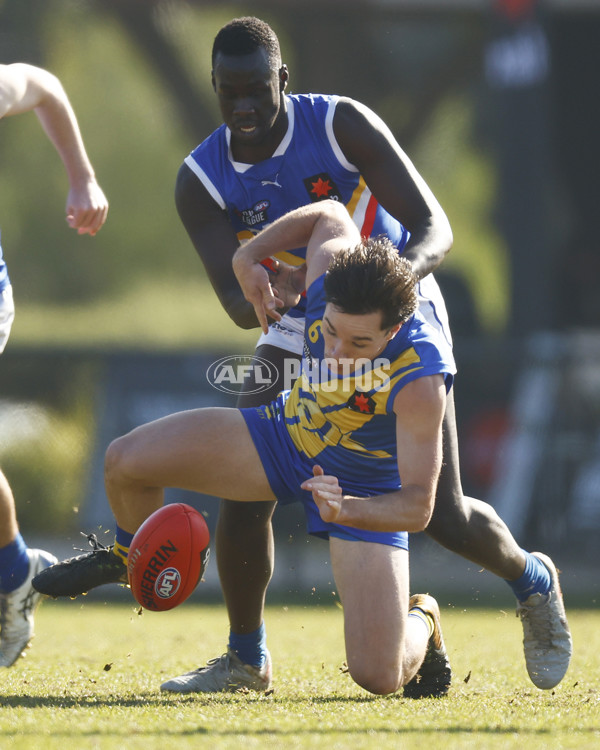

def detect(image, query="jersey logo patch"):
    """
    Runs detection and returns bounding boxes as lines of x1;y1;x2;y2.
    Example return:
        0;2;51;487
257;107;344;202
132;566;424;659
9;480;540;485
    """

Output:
303;173;342;202
347;390;376;414
238;200;271;228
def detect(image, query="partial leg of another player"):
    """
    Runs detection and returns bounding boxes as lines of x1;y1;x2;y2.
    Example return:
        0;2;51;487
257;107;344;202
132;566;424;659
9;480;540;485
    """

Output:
0;468;57;667
1;289;58;666
163;344;297;694
425;388;572;689
160;496;275;694
104;403;279;695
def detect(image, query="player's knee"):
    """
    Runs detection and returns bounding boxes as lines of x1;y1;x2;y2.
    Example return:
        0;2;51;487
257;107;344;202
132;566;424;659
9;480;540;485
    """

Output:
349;664;400;696
104;434;139;487
427;491;507;552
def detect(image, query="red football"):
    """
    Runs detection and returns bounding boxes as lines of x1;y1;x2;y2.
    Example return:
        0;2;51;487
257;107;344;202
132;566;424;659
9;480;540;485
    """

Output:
127;503;210;611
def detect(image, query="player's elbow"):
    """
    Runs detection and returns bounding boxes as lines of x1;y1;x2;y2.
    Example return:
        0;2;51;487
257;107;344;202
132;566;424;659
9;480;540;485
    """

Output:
226;304;260;329
218;291;259;329
403;488;435;532
410;510;433;533
419;507;435;532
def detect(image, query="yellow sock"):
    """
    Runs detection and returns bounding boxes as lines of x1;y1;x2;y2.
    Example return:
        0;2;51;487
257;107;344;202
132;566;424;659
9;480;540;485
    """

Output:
113;540;130;565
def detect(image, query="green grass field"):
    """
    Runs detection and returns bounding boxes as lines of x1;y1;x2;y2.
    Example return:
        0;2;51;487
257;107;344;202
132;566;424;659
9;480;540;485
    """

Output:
1;602;598;749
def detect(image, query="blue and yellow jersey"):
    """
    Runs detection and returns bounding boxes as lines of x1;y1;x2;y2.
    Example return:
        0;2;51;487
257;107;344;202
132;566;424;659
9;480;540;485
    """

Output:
240;272;455;543
277;274;455;493
184;94;410;317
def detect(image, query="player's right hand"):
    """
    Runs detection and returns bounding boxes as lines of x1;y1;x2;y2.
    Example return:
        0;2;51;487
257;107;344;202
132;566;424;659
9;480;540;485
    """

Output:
233;253;285;333
301;464;343;523
66;178;109;236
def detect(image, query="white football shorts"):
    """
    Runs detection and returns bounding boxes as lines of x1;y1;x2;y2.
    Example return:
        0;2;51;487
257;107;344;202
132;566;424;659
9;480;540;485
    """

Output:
256;313;305;356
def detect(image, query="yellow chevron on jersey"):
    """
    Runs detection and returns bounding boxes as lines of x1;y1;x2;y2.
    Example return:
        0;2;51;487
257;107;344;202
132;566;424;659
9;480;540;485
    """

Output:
287;355;417;456
282;342;429;462
346;176;373;230
272;249;306;266
375;348;426;396
346;175;368;217
283;373;392;459
237;232;306;268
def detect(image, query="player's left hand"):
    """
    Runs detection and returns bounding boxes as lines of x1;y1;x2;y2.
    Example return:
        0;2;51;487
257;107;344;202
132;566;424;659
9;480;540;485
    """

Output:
66;178;109;236
301;464;343;523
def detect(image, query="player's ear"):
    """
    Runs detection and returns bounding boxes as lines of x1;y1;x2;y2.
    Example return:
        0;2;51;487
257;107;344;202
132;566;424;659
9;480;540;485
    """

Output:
386;323;402;340
211;71;216;92
279;64;289;91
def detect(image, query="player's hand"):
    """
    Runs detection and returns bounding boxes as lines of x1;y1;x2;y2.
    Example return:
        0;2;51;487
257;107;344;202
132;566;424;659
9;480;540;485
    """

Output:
270;259;305;310
233;252;285;334
301;464;343;523
65;178;109;236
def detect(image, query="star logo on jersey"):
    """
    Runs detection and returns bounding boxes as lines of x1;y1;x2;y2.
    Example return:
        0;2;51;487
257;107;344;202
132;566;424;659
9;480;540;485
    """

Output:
311;177;332;198
347;391;376;414
303;173;342;202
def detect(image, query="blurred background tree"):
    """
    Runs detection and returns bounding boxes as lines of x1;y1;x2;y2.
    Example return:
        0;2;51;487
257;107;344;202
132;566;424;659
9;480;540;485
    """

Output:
0;0;511;347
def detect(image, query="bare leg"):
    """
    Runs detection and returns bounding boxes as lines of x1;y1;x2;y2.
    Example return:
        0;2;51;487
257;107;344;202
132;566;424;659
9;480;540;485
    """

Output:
216;500;275;633
104;407;275;533
330;537;428;695
216;345;300;634
426;389;526;580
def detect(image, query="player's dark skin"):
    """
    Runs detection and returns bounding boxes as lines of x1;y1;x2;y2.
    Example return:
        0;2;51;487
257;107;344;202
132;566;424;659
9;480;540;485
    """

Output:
176;46;525;633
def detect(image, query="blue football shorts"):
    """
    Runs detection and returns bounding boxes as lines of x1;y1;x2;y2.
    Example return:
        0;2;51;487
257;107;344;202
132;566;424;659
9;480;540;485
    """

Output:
241;402;409;550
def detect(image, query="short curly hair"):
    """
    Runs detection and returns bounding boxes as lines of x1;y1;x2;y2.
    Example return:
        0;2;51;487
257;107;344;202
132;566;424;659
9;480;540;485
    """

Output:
324;237;418;331
212;17;281;68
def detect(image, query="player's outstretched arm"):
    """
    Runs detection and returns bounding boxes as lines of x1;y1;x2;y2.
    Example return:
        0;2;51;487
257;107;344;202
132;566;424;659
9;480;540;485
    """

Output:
333;97;452;280
302;375;446;532
232;200;360;333
0;63;108;236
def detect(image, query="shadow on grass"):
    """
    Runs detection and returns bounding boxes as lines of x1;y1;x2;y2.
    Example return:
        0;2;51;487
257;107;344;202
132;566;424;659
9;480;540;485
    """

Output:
0;692;379;709
2;693;598;740
0;694;170;709
2;724;599;740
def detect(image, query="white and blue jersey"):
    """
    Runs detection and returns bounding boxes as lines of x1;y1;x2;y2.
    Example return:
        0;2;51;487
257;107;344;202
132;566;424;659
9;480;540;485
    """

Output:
185;93;452;351
0;231;15;354
0;232;8;291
